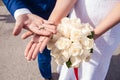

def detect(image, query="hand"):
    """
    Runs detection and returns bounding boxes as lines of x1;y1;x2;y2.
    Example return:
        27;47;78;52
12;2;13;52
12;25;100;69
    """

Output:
24;35;52;61
13;13;56;36
21;20;57;39
22;20;56;61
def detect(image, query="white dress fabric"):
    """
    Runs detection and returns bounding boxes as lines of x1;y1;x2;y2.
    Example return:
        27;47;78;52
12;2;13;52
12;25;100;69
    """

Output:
58;0;120;80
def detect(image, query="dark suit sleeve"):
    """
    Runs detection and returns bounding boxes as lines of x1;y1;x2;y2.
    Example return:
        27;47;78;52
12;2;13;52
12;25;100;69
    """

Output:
2;0;27;16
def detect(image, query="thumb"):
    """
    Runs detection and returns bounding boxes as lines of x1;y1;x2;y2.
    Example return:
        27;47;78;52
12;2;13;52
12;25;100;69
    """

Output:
12;21;23;36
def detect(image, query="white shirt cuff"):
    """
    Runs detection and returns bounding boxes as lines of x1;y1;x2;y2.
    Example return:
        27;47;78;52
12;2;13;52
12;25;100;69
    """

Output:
14;8;32;20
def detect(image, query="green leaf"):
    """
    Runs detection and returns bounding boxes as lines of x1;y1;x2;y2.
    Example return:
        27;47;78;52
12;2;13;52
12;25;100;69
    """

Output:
87;31;94;39
66;59;72;68
90;48;93;53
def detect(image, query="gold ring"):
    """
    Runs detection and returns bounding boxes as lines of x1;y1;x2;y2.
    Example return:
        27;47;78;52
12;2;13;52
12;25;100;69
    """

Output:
38;26;45;30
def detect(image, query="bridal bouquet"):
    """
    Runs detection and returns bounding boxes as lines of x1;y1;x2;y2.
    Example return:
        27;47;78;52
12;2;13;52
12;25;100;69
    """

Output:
47;17;94;68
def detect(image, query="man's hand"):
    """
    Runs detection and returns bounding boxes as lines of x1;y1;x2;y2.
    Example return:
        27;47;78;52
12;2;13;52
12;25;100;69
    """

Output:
13;13;56;36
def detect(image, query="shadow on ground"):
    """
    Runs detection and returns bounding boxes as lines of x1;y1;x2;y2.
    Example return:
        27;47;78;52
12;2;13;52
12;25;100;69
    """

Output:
0;15;15;23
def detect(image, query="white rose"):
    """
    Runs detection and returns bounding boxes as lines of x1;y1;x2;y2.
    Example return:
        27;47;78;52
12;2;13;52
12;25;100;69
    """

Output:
81;23;94;36
61;49;70;62
55;58;64;65
55;37;72;50
52;33;62;42
70;18;83;29
70;56;82;68
70;28;83;42
85;55;92;62
81;49;92;61
70;18;81;24
57;23;71;38
51;48;62;59
49;17;94;68
69;42;83;56
61;17;70;24
47;33;62;50
80;37;94;49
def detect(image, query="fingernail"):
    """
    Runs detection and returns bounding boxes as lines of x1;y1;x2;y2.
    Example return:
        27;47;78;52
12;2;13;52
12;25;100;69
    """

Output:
32;56;35;60
32;58;35;61
12;32;17;36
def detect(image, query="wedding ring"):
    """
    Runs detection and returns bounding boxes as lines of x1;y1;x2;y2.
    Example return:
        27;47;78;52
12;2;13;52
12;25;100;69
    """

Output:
38;26;45;30
38;24;46;30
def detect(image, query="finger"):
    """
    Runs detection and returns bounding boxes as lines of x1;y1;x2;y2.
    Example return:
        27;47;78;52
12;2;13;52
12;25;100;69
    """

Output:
42;21;57;34
21;31;33;39
23;26;32;31
28;26;52;36
13;21;23;36
39;36;45;42
26;43;37;61
24;40;34;57
39;37;51;53
45;27;57;34
32;42;41;60
43;24;57;34
31;35;44;60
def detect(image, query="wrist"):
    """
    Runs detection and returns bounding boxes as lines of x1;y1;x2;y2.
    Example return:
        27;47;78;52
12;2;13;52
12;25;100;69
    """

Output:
93;29;101;40
14;8;32;20
16;13;31;21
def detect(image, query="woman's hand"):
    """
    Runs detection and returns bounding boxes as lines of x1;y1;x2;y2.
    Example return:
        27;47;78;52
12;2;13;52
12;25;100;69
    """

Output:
22;20;56;61
21;20;56;39
24;35;52;61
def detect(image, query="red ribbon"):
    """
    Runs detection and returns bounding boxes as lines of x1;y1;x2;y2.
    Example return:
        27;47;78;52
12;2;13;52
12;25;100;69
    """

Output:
74;68;79;80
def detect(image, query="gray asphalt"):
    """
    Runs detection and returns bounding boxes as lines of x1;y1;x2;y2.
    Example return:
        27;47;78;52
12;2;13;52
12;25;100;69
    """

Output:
0;1;120;80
